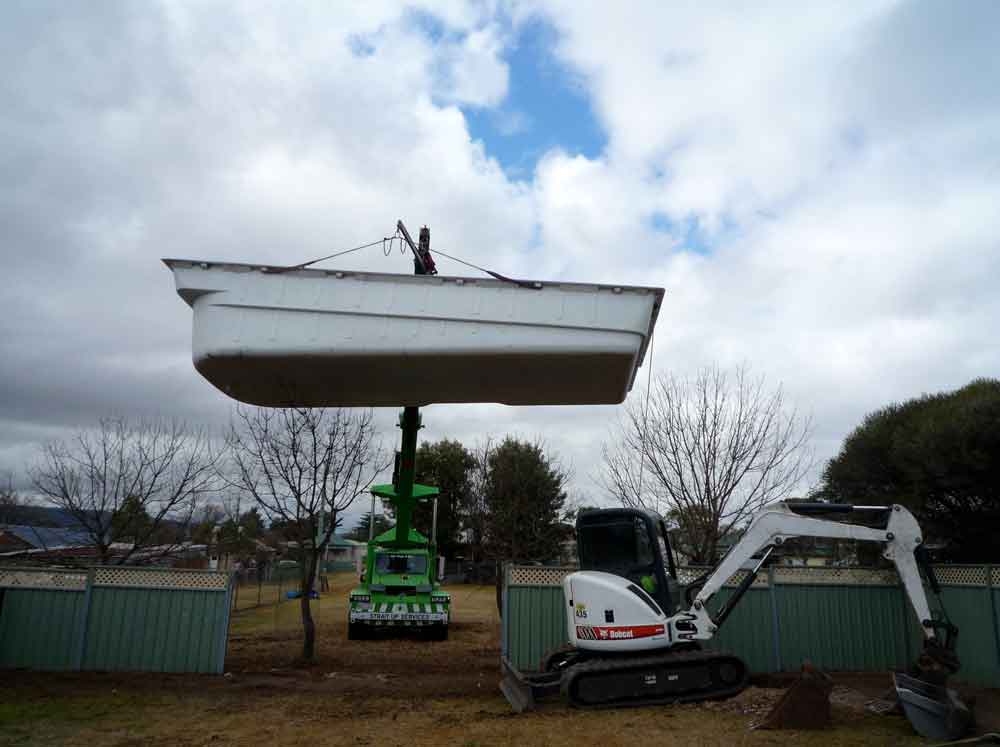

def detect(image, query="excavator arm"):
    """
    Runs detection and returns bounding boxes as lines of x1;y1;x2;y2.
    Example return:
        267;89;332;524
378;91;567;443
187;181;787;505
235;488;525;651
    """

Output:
663;501;970;740
671;502;957;670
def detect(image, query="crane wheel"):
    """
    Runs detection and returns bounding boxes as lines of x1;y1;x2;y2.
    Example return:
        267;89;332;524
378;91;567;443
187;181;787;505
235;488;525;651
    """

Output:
428;625;448;641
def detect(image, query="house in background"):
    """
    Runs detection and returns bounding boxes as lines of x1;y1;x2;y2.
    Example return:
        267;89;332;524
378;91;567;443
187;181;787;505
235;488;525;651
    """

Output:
0;506;223;568
0;524;96;562
208;538;276;573
327;534;365;570
0;506;99;559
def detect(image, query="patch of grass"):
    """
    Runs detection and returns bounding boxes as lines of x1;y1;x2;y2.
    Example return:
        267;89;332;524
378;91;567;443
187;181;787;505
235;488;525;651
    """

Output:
0;579;932;746
0;691;172;746
0;692;159;726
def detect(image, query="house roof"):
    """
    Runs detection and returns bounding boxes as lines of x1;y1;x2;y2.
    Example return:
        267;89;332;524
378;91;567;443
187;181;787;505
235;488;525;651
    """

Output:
330;534;363;548
0;525;92;549
2;505;106;528
278;534;360;551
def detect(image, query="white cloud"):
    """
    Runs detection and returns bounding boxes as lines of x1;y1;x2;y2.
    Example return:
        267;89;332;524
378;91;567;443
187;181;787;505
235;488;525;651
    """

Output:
516;0;1000;488
438;26;510;107
3;1;999;514
0;2;531;472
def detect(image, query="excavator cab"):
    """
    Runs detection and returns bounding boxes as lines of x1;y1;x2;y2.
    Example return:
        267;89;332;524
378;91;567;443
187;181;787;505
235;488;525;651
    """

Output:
576;508;681;616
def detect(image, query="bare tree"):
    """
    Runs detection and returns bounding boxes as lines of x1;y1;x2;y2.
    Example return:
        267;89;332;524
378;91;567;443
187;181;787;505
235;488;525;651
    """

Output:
29;418;220;565
226;405;386;662
0;470;19;526
602;364;813;564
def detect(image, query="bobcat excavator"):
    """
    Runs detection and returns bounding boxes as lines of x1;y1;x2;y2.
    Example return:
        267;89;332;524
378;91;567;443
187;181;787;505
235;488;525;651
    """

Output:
501;501;971;741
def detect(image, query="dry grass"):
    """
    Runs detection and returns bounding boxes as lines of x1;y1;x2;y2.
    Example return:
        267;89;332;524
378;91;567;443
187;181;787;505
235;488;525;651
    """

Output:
0;573;928;746
0;687;924;746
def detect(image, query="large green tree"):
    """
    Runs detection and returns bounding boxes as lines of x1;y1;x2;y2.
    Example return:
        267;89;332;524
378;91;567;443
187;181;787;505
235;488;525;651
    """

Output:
483;437;568;563
345;511;393;542
109;495;153;543
217;507;265;557
381;439;475;559
818;378;1000;562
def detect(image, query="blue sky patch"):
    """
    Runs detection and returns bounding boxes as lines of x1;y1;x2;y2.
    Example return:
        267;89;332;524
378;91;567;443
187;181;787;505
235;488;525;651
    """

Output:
346;34;376;57
650;212;716;255
840;124;867;151
463;19;606;178
408;9;447;42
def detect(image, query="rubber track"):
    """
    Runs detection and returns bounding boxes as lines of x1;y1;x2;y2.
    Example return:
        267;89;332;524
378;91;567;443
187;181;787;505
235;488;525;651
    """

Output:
561;649;749;709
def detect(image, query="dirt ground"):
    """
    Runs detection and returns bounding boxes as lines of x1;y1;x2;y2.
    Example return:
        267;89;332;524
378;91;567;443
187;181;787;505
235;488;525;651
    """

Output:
0;573;994;746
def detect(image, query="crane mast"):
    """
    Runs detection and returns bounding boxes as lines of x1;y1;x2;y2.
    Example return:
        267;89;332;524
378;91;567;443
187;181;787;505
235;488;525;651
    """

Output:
348;221;448;640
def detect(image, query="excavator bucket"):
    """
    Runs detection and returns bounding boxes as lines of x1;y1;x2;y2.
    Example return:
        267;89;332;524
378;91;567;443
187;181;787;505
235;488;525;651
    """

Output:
893;672;973;742
757;662;834;730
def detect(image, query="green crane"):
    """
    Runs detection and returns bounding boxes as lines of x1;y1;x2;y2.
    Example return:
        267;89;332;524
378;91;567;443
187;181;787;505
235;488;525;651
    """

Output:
347;223;451;640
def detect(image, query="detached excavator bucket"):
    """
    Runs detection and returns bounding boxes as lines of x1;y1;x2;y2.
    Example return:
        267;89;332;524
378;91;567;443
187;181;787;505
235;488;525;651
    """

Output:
758;662;834;730
893;672;973;742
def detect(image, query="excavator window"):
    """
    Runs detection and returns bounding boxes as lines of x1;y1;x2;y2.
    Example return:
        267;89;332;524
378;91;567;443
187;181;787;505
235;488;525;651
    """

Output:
578;516;654;570
657;520;679;579
577;508;681;617
634;518;656;566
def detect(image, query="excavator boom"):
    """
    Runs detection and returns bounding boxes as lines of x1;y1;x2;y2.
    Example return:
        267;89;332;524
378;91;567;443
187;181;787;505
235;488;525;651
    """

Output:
676;503;941;647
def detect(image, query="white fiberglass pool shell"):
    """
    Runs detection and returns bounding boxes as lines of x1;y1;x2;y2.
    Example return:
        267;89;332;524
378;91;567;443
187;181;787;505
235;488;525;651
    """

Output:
164;259;663;407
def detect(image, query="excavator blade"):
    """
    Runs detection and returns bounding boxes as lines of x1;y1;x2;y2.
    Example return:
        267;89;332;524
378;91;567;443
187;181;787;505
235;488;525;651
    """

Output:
500;657;562;713
893;672;973;741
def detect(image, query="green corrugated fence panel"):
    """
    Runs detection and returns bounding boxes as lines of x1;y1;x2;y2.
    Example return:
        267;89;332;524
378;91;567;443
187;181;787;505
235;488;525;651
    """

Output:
82;587;228;673
938;586;1000;687
705;588;775;674
507;586;567;672
0;589;84;671
994;587;1000;686
774;585;913;673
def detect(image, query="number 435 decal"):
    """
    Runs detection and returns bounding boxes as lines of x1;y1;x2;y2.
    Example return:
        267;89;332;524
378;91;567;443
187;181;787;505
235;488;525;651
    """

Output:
574;603;588;619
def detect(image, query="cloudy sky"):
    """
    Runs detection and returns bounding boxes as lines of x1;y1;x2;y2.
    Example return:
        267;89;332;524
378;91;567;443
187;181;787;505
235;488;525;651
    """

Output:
3;1;998;528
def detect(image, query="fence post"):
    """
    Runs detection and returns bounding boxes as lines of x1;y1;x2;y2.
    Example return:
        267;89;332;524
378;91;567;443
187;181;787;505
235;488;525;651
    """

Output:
988;566;1000;676
74;568;96;671
215;571;235;674
275;573;283;632
767;566;782;672
501;562;509;660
